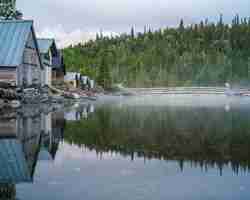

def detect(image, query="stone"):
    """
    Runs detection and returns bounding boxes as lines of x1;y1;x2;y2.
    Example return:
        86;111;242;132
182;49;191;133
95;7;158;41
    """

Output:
0;99;5;109
10;100;21;108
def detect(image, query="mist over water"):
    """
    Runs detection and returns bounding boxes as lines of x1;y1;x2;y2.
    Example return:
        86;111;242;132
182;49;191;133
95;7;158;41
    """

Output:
1;95;250;200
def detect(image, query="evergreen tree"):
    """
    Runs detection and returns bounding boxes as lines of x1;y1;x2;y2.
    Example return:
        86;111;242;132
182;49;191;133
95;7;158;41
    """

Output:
179;19;184;32
63;15;250;87
0;0;22;20
97;50;111;89
131;26;135;39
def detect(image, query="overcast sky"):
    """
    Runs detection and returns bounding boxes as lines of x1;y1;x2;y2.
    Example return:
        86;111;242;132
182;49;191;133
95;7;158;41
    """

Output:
17;0;250;47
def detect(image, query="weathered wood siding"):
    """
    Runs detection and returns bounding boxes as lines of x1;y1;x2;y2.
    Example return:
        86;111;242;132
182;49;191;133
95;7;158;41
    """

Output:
0;30;43;87
0;68;17;85
19;31;43;87
52;70;64;81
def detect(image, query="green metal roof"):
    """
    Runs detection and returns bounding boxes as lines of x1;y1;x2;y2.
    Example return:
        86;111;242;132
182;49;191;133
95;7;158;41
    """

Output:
0;20;42;68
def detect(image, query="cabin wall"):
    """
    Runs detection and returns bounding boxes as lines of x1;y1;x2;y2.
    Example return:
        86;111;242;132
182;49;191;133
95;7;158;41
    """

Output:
46;66;52;86
52;53;65;83
52;69;64;82
42;54;52;86
21;31;43;87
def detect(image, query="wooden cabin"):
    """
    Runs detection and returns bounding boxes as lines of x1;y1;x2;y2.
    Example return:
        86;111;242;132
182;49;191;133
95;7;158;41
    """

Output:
52;50;66;82
0;20;44;87
37;38;58;86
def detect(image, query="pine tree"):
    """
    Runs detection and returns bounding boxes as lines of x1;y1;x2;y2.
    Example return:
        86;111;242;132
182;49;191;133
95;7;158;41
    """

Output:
179;19;184;32
97;50;111;89
63;15;250;87
131;26;135;39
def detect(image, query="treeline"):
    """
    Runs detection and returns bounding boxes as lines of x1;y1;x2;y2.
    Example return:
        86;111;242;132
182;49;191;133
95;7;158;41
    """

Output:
63;15;250;88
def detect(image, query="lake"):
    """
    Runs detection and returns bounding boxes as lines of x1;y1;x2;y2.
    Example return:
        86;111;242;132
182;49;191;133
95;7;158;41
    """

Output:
1;94;250;200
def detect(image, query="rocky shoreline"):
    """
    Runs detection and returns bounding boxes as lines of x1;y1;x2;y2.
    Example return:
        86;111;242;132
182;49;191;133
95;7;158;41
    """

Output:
0;82;100;112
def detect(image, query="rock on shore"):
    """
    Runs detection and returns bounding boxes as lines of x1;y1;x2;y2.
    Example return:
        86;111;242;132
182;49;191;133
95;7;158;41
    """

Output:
0;83;99;110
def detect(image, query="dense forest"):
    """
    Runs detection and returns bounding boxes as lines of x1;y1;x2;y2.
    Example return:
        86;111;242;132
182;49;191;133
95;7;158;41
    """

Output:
63;15;250;88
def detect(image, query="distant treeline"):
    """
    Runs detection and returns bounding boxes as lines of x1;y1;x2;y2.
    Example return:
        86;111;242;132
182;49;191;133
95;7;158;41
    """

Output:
63;15;250;88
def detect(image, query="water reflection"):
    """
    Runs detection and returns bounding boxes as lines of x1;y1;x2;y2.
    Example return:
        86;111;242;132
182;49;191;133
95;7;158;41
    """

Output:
0;103;95;199
1;96;250;199
64;97;250;175
0;110;60;199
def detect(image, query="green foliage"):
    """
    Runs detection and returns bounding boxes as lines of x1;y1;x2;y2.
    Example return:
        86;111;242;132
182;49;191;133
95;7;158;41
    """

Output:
63;15;250;87
0;0;21;20
96;50;112;89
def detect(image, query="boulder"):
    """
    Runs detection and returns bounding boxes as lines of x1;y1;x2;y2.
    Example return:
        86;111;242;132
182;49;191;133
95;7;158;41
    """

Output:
10;100;21;108
63;92;80;99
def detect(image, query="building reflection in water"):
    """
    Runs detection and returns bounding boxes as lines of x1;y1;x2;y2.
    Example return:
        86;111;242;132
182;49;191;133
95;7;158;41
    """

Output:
0;103;95;199
64;103;95;121
1;99;250;198
0;109;61;199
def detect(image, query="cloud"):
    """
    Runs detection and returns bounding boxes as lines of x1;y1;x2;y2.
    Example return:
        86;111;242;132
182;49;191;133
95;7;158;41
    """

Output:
19;0;250;43
37;25;119;48
37;25;94;48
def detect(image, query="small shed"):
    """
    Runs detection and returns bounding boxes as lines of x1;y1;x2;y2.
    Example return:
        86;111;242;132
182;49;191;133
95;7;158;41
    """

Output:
37;38;58;86
0;20;44;87
64;72;81;88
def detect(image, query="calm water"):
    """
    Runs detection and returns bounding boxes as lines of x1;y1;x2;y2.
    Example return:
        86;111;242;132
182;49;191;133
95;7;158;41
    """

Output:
1;95;250;200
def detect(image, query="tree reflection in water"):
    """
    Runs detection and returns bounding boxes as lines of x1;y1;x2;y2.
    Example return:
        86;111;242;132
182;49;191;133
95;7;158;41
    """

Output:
64;102;250;175
1;98;250;199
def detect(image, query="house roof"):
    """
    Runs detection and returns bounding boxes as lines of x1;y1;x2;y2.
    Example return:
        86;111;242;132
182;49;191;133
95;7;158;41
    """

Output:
0;139;31;184
0;20;43;68
37;38;57;54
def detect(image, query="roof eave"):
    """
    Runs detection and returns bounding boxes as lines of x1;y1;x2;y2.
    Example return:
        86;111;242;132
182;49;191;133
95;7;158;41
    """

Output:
0;65;18;69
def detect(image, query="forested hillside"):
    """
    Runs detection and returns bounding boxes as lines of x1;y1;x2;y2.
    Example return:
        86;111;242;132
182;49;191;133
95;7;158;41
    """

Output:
63;15;250;88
